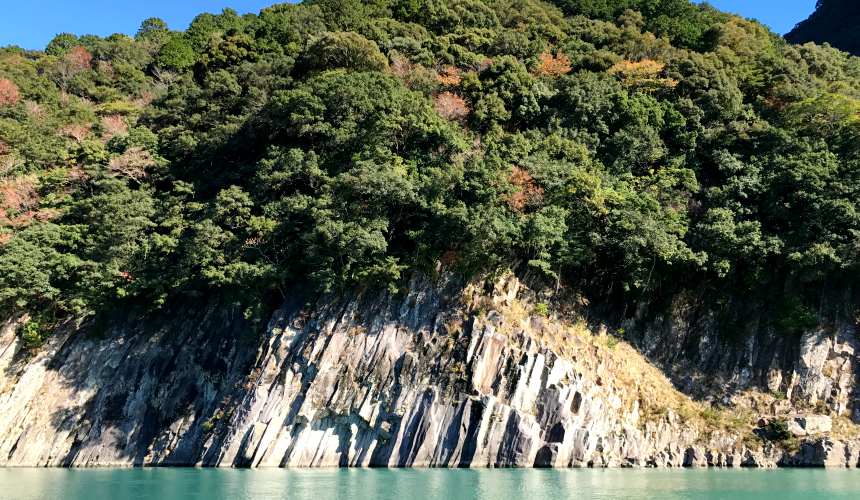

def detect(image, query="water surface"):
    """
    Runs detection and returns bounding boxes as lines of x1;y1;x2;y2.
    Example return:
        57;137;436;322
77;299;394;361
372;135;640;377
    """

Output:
1;468;859;499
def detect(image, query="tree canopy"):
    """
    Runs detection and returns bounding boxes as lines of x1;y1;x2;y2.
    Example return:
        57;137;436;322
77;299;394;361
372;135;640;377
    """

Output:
1;0;859;334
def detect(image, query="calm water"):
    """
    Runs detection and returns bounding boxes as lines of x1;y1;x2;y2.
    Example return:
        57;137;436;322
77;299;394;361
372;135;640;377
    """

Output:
0;468;859;500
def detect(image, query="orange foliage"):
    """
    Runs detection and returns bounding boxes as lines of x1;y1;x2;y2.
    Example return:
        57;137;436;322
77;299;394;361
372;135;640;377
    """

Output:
434;91;470;121
65;46;93;71
1;177;37;212
477;58;493;72
608;59;678;92
534;51;572;78
609;58;666;75
506;166;544;212
1;176;39;228
101;114;128;139
0;78;20;107
437;66;462;86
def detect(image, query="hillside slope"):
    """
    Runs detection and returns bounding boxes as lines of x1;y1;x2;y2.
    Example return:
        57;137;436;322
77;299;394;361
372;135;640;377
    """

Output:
1;0;859;343
0;0;859;468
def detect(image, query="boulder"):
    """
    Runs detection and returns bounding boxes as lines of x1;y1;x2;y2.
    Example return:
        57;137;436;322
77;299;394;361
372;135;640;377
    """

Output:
788;414;832;436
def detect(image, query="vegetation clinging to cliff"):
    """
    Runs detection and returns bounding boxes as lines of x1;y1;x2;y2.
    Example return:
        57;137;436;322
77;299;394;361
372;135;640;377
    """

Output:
0;0;859;328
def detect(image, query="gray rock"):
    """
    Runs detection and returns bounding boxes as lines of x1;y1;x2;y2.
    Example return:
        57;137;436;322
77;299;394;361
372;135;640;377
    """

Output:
788;415;833;437
0;275;857;468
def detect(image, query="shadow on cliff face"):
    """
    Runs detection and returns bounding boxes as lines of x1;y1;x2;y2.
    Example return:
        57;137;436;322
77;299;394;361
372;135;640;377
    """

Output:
0;318;24;383
626;286;860;418
32;303;267;467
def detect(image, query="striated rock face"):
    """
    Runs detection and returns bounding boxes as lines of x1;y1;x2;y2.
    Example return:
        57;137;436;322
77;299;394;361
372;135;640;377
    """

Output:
0;276;858;468
210;277;704;469
634;293;860;423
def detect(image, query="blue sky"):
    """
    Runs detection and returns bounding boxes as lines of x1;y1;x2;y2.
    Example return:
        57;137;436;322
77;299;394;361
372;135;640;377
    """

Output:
697;0;817;34
0;0;819;50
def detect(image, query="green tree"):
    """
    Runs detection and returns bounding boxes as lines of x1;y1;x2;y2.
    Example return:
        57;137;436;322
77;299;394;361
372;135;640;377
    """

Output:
300;31;389;72
136;18;169;40
155;36;196;71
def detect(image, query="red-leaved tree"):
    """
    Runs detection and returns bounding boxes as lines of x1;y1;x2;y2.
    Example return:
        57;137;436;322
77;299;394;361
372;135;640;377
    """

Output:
0;79;20;107
434;92;470;121
54;46;93;89
65;46;93;71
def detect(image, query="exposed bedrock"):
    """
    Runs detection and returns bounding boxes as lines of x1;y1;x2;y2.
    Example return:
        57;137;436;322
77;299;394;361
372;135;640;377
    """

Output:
0;276;857;467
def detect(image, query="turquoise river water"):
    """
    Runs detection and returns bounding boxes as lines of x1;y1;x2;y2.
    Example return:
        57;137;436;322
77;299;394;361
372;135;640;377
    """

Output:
1;468;859;499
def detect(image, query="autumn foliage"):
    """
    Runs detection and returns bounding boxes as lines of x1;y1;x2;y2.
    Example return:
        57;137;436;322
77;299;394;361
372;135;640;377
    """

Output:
534;51;572;77
109;147;154;182
0;78;20;107
65;46;93;71
433;91;470;121
608;59;678;91
101;115;128;139
389;55;413;79
436;66;462;86
0;176;39;228
506;166;544;212
60;123;91;142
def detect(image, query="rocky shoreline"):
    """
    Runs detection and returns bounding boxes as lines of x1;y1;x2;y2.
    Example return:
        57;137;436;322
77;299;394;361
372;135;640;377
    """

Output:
0;276;858;468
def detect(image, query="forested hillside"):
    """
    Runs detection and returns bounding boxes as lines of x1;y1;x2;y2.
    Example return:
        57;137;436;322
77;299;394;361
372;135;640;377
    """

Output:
1;0;859;343
787;0;860;56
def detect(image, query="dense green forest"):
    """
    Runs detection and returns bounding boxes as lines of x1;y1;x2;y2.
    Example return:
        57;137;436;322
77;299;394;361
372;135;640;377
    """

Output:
1;0;859;340
787;0;859;56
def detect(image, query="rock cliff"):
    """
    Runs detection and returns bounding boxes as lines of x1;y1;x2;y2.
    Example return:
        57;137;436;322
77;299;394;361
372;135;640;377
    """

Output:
0;275;858;467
